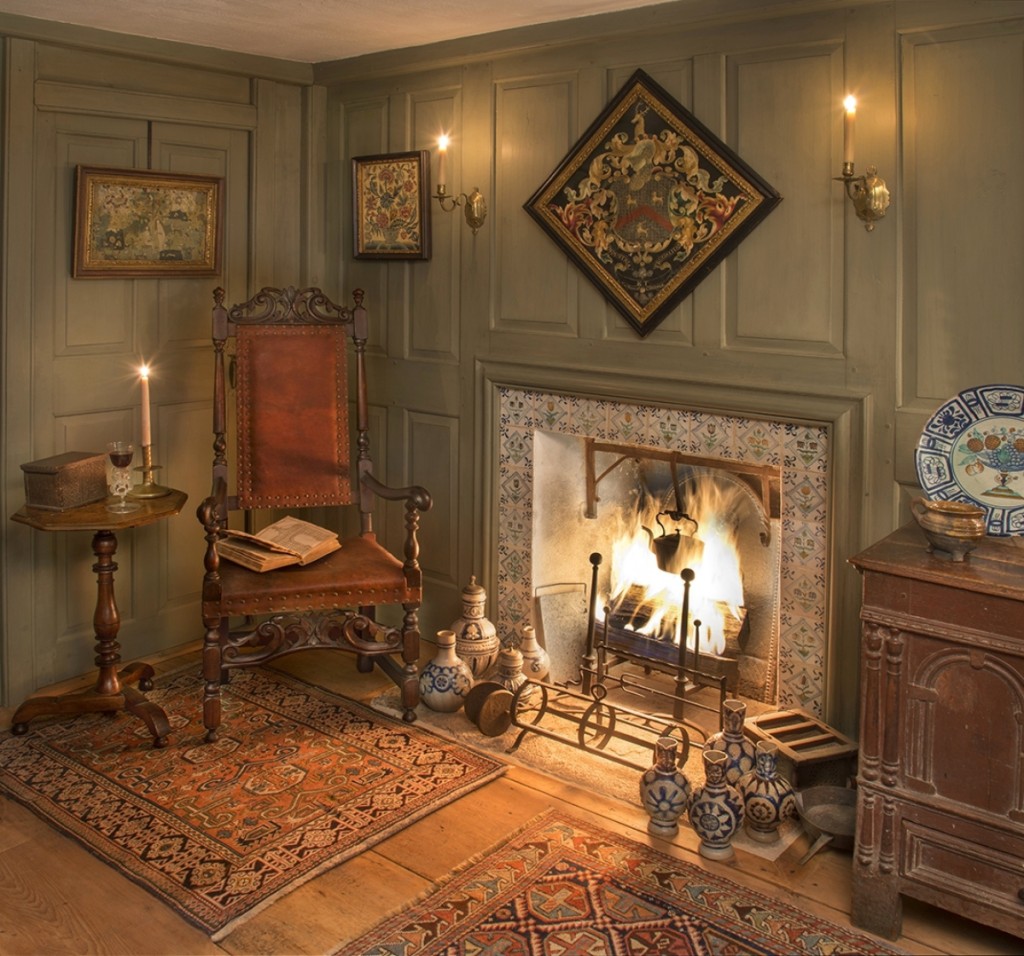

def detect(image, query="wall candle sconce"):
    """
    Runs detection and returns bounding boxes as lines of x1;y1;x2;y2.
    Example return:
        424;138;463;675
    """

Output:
434;135;487;235
835;95;890;231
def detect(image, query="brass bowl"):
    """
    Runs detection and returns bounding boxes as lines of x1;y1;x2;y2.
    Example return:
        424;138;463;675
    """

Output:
911;497;986;562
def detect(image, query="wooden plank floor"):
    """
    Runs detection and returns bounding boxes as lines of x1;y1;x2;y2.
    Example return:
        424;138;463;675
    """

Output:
1;645;1021;955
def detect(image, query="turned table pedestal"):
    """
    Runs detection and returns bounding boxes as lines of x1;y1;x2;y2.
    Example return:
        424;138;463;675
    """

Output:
9;489;188;748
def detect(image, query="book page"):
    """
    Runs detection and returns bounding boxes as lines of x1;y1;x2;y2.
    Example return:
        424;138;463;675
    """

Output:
257;515;337;557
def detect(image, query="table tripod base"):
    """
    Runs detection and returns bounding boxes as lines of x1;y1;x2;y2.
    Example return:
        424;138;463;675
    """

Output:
10;662;171;748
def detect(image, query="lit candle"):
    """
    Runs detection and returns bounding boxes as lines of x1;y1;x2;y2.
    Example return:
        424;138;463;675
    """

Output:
437;134;449;192
843;95;856;167
139;365;152;447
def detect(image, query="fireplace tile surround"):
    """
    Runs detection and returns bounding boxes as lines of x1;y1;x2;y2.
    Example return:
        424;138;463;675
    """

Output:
494;386;831;716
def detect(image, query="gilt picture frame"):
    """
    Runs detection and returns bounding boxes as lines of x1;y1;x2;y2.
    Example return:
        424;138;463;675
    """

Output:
72;166;223;278
525;70;781;337
352;150;431;260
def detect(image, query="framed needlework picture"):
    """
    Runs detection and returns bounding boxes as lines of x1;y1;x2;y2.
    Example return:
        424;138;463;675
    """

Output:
352;151;431;260
73;166;223;278
525;70;781;337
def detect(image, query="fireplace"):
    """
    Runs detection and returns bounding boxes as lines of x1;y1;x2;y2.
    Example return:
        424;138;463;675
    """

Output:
494;386;831;717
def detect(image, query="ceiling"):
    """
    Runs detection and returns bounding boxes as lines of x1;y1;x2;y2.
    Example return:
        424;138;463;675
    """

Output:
0;0;680;63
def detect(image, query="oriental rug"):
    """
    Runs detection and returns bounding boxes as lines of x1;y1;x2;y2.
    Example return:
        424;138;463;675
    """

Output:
0;666;506;940
336;810;906;956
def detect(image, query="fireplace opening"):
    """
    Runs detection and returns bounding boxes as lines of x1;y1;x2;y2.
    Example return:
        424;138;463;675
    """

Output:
532;431;782;706
496;385;832;718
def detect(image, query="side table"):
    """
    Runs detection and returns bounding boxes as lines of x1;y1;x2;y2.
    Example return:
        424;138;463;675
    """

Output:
9;489;188;748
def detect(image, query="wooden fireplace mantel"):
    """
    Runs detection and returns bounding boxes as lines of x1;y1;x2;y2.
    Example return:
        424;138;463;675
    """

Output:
849;523;1024;940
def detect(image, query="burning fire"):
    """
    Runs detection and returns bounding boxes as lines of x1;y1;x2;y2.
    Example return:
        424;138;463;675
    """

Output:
605;474;746;657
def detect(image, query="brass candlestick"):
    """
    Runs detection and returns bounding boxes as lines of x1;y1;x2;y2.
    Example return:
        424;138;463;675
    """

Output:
130;443;171;498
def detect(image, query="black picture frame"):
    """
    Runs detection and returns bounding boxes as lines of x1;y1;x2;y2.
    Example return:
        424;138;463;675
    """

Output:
352;150;431;260
525;70;781;337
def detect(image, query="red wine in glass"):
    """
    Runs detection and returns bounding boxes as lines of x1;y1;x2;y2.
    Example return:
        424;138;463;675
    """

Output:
106;441;140;512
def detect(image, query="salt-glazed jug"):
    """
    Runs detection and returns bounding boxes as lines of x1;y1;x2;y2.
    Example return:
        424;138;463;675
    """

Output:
639;733;692;837
517;624;550;682
689;749;745;860
419;630;474;713
704;699;757;786
737;740;797;843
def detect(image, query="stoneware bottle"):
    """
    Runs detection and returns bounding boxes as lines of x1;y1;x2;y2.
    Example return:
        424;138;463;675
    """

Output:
639;734;692;837
517;624;551;682
737;740;797;843
704;698;757;786
688;749;745;861
419;630;474;713
450;576;501;678
495;645;536;703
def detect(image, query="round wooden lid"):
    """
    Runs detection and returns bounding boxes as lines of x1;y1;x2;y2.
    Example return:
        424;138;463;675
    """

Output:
476;688;514;737
463;681;503;724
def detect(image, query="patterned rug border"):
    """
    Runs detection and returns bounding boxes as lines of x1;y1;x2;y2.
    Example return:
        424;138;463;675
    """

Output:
335;808;909;956
0;664;508;941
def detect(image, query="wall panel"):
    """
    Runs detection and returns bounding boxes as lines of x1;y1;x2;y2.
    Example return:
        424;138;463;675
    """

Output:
409;88;460;362
494;74;577;332
903;22;1024;407
729;45;844;355
407;411;459;596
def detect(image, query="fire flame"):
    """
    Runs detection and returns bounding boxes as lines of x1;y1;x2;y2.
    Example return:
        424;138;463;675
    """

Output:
605;474;746;657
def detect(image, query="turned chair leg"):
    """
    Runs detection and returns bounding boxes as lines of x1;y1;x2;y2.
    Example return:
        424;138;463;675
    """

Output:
202;620;226;742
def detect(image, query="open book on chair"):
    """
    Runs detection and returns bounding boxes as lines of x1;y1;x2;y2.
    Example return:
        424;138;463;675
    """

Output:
217;515;341;572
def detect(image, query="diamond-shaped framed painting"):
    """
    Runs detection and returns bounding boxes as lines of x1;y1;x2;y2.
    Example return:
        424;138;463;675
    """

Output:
525;70;781;337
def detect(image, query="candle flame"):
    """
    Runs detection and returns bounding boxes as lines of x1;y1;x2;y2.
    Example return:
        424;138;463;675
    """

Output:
843;94;857;113
140;364;150;379
438;134;449;152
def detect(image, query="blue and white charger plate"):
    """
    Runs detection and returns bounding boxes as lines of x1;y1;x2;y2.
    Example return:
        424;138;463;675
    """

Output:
915;383;1024;536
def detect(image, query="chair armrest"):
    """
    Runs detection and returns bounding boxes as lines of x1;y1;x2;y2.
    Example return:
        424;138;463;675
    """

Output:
197;476;228;582
196;476;228;531
360;471;432;583
360;471;432;513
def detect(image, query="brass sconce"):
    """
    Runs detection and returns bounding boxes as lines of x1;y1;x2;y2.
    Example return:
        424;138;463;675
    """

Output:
835;96;890;231
434;135;487;235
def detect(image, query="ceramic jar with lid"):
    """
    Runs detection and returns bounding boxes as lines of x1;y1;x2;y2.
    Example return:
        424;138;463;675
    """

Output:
450;576;501;678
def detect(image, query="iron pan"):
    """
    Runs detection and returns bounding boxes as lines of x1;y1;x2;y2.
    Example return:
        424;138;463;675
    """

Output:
794;785;856;864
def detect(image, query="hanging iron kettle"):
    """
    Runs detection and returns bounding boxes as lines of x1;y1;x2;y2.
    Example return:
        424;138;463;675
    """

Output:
641;456;705;575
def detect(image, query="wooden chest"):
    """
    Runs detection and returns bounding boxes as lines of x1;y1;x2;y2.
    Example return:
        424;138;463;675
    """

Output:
849;523;1024;940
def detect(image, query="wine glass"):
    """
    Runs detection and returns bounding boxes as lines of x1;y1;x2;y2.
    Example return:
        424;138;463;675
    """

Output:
107;441;141;513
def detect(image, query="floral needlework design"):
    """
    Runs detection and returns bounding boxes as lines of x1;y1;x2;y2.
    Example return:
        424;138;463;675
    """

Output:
353;151;430;260
525;70;779;336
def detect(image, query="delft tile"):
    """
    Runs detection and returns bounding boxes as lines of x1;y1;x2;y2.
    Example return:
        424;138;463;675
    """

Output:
499;468;532;508
691;413;736;458
787;477;827;521
540;394;574;432
501;426;533;467
783;423;830;474
736;417;783;465
567;397;607;437
608;403;646;442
